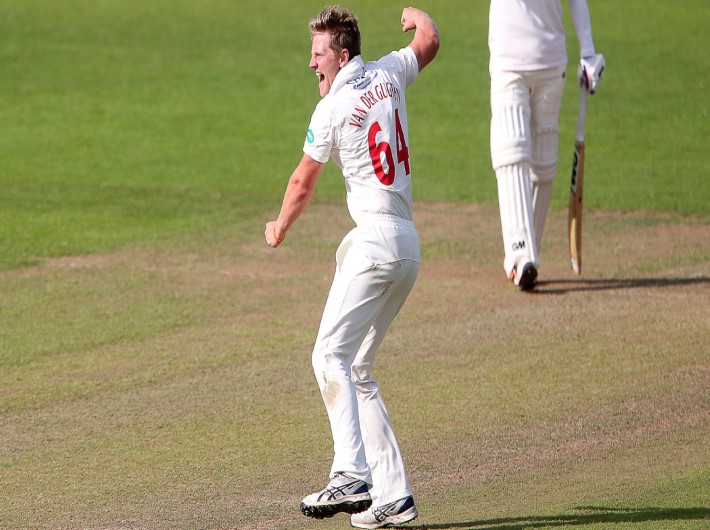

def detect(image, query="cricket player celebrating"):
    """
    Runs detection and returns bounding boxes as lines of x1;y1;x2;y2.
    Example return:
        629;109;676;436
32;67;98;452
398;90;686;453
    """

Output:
489;0;604;290
264;5;439;529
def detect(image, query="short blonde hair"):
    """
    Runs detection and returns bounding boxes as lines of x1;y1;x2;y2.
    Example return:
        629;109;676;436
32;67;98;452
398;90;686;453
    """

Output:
309;5;361;58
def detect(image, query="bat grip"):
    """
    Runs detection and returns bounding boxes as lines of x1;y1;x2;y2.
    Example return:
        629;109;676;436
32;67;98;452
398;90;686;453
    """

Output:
576;85;587;143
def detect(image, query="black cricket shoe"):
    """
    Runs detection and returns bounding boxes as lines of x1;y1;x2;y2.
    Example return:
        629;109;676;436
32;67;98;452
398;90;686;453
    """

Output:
516;262;538;291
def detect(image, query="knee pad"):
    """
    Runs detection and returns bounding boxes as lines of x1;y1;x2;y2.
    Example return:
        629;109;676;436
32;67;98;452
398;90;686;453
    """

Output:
530;124;558;184
490;101;531;169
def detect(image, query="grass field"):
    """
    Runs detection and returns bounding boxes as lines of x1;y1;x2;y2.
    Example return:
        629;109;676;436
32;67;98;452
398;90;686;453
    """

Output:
1;1;708;529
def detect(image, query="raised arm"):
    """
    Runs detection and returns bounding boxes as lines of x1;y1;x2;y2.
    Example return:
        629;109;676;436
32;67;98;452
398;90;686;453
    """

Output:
401;7;440;72
265;154;325;247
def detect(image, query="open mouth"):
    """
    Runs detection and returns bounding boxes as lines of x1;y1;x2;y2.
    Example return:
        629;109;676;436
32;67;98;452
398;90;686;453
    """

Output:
317;73;325;84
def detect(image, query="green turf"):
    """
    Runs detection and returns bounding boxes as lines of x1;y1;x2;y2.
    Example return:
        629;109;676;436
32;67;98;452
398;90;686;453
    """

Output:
1;0;708;270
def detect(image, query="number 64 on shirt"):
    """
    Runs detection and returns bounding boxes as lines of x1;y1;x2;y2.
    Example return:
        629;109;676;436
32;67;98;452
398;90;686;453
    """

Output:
368;109;410;185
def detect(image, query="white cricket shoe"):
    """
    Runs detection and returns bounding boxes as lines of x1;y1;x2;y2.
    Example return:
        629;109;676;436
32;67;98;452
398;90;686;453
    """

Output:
350;495;418;529
300;472;372;519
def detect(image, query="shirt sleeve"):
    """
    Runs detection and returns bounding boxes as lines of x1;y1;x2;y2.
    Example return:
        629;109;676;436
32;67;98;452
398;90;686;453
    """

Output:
303;98;334;164
376;47;420;88
568;0;596;58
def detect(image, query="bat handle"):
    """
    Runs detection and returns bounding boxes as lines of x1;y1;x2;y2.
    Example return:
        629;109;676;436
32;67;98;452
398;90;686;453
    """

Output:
576;85;587;143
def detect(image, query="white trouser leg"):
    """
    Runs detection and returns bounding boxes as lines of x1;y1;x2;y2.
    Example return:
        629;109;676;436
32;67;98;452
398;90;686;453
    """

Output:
311;240;418;495
312;263;368;484
350;260;418;505
529;66;566;250
531;179;552;249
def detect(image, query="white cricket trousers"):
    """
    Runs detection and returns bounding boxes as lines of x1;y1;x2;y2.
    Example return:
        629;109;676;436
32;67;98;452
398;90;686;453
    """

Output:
311;224;419;506
490;66;566;275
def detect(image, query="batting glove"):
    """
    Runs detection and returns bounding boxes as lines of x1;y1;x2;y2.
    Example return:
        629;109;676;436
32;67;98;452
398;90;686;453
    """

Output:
577;53;605;94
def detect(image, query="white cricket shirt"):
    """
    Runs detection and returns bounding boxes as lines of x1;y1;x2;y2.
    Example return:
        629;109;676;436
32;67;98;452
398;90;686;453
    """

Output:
303;48;419;226
489;0;595;73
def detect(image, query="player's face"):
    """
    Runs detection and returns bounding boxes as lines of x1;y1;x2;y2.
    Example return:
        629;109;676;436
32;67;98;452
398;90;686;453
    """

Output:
309;32;345;97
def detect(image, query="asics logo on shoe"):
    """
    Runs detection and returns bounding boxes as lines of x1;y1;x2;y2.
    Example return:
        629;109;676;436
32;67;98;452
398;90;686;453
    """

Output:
373;496;415;522
317;475;368;501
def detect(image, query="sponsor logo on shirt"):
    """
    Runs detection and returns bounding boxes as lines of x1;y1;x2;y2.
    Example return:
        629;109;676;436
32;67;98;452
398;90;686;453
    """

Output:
306;129;315;143
348;71;374;90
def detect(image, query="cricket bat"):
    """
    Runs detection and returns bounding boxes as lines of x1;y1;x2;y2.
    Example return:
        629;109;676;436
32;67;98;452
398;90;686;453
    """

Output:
568;86;587;274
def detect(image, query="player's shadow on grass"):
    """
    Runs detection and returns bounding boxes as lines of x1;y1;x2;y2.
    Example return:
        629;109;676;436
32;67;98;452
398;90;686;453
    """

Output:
532;275;709;294
408;505;710;529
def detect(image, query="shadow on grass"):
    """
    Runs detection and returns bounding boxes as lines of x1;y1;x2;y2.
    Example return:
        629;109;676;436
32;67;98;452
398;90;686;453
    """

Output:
532;275;709;295
408;505;710;529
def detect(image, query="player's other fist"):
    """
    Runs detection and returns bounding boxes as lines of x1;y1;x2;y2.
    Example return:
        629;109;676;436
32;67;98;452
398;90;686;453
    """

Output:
400;7;420;32
265;221;284;248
